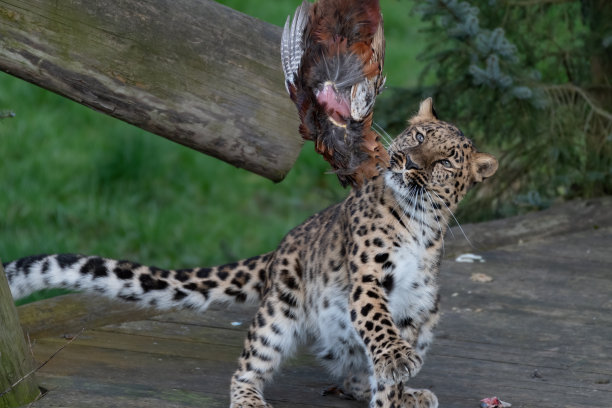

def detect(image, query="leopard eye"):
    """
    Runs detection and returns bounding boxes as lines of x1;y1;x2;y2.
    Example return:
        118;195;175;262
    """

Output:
415;132;425;143
440;159;453;168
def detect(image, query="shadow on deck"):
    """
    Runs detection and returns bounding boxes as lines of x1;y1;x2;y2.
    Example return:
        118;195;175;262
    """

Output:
18;197;612;407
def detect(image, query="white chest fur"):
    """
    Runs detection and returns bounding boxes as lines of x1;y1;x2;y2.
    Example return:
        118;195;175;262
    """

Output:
386;244;438;326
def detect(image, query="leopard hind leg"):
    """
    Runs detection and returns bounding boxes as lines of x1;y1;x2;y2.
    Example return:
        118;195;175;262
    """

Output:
230;287;303;407
313;295;372;401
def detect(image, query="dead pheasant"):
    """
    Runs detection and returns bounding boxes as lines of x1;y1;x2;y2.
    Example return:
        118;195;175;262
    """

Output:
281;0;390;187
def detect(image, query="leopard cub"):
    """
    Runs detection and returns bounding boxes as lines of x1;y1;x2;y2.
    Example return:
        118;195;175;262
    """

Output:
5;98;497;408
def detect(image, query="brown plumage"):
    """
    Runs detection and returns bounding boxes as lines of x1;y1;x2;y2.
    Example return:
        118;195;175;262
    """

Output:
281;0;390;187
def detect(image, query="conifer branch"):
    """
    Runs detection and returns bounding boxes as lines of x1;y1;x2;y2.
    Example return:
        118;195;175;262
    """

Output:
544;84;612;122
506;0;575;6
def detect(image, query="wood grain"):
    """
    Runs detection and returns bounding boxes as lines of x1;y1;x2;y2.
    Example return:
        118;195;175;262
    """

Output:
0;264;40;407
0;0;302;181
17;293;159;339
17;199;612;407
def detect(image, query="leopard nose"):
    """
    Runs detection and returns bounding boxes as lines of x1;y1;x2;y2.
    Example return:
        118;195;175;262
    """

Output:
405;156;421;171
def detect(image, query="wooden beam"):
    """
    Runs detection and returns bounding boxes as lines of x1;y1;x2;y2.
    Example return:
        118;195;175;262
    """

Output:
0;0;302;181
0;264;40;407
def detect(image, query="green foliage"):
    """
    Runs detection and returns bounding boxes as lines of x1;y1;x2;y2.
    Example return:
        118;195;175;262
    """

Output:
392;0;612;220
9;0;607;310
0;72;345;275
1;0;428;307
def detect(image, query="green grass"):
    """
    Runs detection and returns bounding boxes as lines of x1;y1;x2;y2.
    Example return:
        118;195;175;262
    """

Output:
1;0;427;304
0;75;344;262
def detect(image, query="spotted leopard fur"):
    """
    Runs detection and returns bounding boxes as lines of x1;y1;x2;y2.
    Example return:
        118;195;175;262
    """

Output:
4;99;497;408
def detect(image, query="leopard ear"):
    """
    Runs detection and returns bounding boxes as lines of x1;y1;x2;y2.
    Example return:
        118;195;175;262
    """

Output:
409;97;439;125
471;152;498;183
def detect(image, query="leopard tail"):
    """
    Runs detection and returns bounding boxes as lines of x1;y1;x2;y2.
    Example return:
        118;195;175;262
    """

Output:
3;252;272;310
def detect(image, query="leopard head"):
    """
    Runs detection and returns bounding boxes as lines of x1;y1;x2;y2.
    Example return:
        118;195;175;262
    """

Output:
385;98;498;213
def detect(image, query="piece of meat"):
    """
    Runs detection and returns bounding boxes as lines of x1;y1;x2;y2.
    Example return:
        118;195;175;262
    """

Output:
480;396;512;408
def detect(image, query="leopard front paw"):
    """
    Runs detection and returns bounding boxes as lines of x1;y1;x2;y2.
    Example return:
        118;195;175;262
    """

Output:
230;381;273;408
404;387;438;408
373;342;422;385
230;401;273;408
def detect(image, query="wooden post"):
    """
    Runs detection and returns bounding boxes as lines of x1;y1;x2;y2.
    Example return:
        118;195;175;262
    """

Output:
0;0;302;182
0;263;40;407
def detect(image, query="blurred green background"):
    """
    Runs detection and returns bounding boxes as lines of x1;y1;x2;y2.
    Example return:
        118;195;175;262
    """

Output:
1;0;429;303
2;1;610;303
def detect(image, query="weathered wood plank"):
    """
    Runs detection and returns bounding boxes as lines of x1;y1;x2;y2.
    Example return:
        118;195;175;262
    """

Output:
0;263;40;407
98;320;247;348
18;293;159;338
418;354;610;407
149;302;257;330
0;0;302;181
445;196;612;257
31;337;362;407
17;200;612;407
429;226;612;407
28;377;228;408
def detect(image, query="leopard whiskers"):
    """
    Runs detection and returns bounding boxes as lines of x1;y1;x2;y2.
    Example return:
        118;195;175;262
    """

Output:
386;186;408;229
390;177;442;246
419;189;426;245
410;186;420;234
394;184;429;241
425;190;446;254
391;184;417;229
425;189;454;240
391;200;410;230
396;187;442;247
394;186;417;229
420;188;441;246
430;189;473;248
373;122;394;148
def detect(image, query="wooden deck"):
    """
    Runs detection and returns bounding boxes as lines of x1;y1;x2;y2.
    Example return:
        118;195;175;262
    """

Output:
17;197;612;407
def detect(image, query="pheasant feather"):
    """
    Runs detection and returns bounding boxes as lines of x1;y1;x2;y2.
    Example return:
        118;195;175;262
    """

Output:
281;0;389;187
